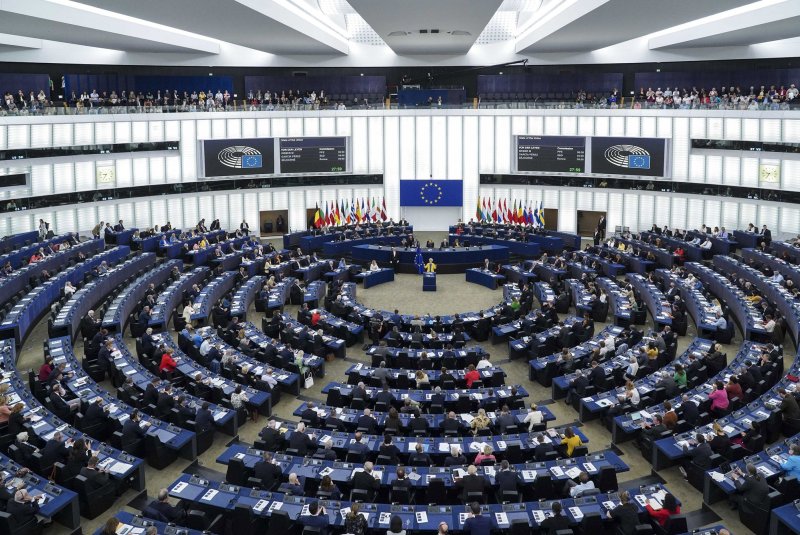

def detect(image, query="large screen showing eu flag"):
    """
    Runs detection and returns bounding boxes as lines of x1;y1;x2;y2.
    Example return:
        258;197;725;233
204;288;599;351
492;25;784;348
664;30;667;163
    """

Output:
590;137;667;177
202;137;275;178
399;180;463;207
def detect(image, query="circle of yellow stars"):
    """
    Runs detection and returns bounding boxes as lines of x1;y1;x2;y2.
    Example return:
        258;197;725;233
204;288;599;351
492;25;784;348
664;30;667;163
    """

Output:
420;182;443;205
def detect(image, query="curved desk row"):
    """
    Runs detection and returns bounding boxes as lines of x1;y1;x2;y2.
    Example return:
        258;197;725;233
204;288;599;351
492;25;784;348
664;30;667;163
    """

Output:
627;273;672;327
350;245;509;274
655;269;718;333
448;234;540;257
149;266;210;330
191;271;239;323
231;275;266;319
0;238;103;309
102;259;182;333
530;325;626;385
52;252;156;342
0;245;129;347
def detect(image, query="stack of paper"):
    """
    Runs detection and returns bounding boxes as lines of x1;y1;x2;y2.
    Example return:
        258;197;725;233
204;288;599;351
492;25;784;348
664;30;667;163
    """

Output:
569;507;584;520
494;512;508;525
415;512;428;523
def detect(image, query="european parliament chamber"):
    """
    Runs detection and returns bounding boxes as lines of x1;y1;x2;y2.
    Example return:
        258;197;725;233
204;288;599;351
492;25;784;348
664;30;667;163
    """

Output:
1;3;800;535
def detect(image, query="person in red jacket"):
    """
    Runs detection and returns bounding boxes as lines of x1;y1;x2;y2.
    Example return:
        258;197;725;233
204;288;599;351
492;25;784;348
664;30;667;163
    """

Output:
159;347;178;373
464;364;480;388
645;492;680;527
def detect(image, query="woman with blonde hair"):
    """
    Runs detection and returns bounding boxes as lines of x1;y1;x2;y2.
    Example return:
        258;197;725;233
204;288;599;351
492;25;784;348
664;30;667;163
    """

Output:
470;408;491;435
474;444;496;465
345;501;369;535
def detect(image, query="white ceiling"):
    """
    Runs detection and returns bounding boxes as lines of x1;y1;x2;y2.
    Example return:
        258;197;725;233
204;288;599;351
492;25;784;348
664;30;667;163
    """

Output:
0;0;796;66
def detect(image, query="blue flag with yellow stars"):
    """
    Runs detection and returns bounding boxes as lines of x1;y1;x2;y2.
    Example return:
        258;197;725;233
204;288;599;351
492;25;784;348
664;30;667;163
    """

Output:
399;180;463;206
414;247;424;274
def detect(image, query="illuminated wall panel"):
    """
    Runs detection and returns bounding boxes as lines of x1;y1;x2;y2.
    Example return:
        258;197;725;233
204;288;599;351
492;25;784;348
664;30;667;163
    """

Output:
494;116;511;174
431;116;447;178
352;116;369;174
368;116;383;175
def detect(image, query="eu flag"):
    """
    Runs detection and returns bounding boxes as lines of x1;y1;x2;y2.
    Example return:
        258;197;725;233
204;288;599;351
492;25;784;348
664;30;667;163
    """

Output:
241;155;263;168
399;180;463;207
628;155;650;169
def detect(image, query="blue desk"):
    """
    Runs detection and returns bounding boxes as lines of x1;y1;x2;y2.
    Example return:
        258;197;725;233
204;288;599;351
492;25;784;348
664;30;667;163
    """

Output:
104;228;137;245
345;363;506;388
275;315;346;360
167;472;671;532
0;245;128;347
733;229;761;249
241;321;328;375
0;232;79;270
770;502;800;535
595;277;633;326
52;252;155;341
102;260;181;333
512;316;581;363
627;273;672;327
154;332;272;416
772;241;800;264
160;230;226;259
149;267;209;330
364;345;487;368
655;269;718;334
94;511;205;535
107;334;238;436
131;229;181;252
191;271;238;323
231;275;266;319
0;339;146;491
294;260;331;282
264;277;294;311
357;268;395;289
303;280;326;307
423;272;436;291
640;231;704;262
322;235;405;256
529;325;625;386
466;268;506;290
503;264;538;285
216;443;625;491
0;451;79;528
351;245;509;273
450;234;541;257
0;230;38;252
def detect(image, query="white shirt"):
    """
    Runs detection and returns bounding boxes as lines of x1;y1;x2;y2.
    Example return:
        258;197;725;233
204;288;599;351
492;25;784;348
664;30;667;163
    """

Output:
701;240;712;250
626;361;639;378
569;480;596;497
476;358;492;370
200;338;213;357
523;410;543;431
629;387;641;406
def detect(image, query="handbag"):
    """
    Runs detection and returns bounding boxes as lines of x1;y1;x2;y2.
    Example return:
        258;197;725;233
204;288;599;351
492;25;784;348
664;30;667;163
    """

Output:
304;371;315;389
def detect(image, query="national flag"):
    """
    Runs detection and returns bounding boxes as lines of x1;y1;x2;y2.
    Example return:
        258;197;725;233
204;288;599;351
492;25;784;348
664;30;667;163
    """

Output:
350;199;356;223
381;197;388;221
324;202;330;226
491;197;497;222
371;198;378;221
356;198;362;222
512;200;517;223
476;196;482;221
522;205;528;226
364;198;371;221
517;202;523;224
313;204;322;228
505;199;511;223
539;201;545;226
361;198;366;222
335;200;342;226
532;204;539;227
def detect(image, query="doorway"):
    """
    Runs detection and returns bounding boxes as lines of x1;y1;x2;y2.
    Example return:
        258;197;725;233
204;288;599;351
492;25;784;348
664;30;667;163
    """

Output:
259;210;288;236
577;210;607;238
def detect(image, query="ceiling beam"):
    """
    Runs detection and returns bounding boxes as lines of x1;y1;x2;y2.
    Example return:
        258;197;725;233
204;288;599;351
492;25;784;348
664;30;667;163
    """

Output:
0;32;40;49
648;0;800;49
514;0;608;53
235;0;350;54
0;0;220;53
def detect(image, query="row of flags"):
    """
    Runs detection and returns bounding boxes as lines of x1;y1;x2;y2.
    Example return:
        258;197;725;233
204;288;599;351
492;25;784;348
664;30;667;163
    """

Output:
476;197;546;226
313;197;388;228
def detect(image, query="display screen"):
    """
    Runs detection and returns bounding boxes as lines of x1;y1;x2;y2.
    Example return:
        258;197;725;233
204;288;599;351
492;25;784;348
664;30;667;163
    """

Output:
202;137;275;178
516;136;586;173
590;137;667;177
0;173;27;189
279;137;347;174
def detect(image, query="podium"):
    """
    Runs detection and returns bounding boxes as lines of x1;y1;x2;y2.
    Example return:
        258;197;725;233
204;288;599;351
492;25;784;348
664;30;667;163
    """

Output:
423;273;437;291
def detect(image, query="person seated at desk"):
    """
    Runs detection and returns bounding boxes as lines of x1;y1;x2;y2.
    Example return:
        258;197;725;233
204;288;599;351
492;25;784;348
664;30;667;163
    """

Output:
299;501;329;535
379;434;401;464
300;401;321;427
645;492;680;528
408;442;432;466
318;474;341;500
253;451;281;490
473;445;496;466
494;405;515;434
259;420;285;451
122;409;149;444
564;470;595;497
357;408;378;434
79;455;111;492
369;259;381;272
539;502;570;535
561;427;583;457
424;258;437;273
351;461;380;499
83;397;111;429
444;445;467;467
607;490;639;535
469;408;491;436
287;422;316;455
778;388;800;421
729;462;770;512
455;466;488;503
679;433;714;478
145;488;187;523
158;347;178;374
708;381;729;416
6;486;43;527
425;239;435;248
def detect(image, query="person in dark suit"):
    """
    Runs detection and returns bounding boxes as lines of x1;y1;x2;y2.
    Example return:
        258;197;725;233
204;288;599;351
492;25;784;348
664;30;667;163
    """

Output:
156;385;176;418
409;410;429;435
455;465;488;503
317;439;338;461
607;491;639;535
389;247;400;271
348;432;369;458
195;402;214;433
779;388;800;420
680;395;700;426
79;456;110;492
259;420;284;451
6;488;41;526
534;434;555;461
494;405;515;434
323;409;347;432
356;408;377;434
176;396;194;421
82;398;110;429
441;411;461;435
539;501;571;535
408;443;432;466
597;215;606;239
351;382;368;402
298;501;329;535
374;384;395;407
351;461;380;500
287;423;315;455
495;460;520;493
146;488;186;523
444;445;467;466
253;451;282;489
379;435;401;464
589;360;606;389
39;431;70;466
760;225;772;246
300;402;321;427
730;463;770;512
121;410;148;444
462;501;491;535
680;433;714;476
565;369;590;405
